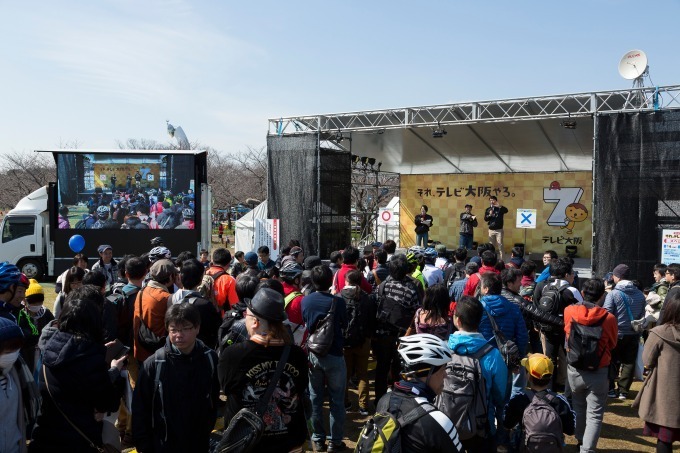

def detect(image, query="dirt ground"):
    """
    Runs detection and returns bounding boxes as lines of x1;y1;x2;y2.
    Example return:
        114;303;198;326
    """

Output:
40;283;669;452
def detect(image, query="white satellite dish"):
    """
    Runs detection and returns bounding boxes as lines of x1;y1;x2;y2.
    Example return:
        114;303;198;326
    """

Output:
618;49;648;80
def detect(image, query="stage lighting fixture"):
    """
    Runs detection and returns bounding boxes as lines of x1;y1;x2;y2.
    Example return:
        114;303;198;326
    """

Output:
377;162;382;171
367;157;376;166
351;154;361;164
562;120;577;129
432;129;447;138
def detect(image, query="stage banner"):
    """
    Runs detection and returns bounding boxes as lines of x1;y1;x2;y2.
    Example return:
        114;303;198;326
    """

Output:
400;172;592;258
255;218;280;261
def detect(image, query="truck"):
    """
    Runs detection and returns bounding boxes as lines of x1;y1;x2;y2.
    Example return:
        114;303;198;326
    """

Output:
0;149;211;280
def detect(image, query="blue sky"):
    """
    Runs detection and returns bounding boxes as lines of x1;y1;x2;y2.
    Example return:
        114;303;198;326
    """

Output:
2;0;679;155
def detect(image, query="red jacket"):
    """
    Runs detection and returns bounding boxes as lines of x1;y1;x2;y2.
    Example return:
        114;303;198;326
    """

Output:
334;264;372;294
564;303;618;369
282;282;304;326
462;265;500;296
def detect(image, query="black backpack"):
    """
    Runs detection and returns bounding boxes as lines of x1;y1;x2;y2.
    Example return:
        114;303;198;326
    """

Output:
307;297;337;356
217;307;246;355
341;289;370;349
376;280;419;335
536;281;570;333
74;217;88;229
447;263;466;289
566;303;605;371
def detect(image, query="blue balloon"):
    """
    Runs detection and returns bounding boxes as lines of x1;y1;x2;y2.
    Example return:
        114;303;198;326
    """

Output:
69;234;85;253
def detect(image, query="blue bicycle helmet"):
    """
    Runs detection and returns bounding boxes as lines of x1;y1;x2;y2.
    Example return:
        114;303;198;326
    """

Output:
0;262;22;292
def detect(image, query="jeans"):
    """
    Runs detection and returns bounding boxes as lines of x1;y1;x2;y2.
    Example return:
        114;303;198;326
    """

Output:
343;340;370;409
308;352;347;444
459;233;473;250
371;336;400;406
416;232;428;247
610;334;639;394
568;365;608;453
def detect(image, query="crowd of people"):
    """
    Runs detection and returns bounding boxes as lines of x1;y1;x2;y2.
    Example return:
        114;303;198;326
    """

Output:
58;187;196;230
0;236;679;453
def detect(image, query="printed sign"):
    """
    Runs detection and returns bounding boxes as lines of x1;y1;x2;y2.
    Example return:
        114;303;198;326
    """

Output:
379;209;397;225
516;209;537;229
255;219;280;260
661;229;680;265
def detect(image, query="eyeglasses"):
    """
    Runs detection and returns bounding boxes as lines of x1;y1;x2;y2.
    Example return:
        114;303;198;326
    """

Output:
244;312;259;321
168;326;195;335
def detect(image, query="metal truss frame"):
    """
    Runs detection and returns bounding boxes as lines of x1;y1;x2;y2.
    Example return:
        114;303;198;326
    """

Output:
269;85;680;135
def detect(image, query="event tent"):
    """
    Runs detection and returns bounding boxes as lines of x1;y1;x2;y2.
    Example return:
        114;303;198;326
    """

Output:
234;200;267;253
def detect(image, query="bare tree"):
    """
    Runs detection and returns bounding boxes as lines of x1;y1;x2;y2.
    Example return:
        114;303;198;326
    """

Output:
0;152;56;208
351;169;399;243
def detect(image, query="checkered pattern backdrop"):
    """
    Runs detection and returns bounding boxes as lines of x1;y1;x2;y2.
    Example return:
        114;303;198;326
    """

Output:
400;172;593;258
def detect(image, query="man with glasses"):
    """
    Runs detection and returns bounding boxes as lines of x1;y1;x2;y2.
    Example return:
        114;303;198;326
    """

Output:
663;263;680;308
132;302;219;452
535;250;558;284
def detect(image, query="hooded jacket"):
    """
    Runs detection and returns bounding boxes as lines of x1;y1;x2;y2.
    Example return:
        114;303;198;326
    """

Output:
603;280;646;337
132;338;219;453
30;331;122;451
563;302;618;369
448;331;508;434
133;281;171;362
636;324;680;429
479;294;529;356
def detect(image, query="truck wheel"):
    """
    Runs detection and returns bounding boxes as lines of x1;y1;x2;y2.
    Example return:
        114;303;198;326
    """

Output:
19;259;44;281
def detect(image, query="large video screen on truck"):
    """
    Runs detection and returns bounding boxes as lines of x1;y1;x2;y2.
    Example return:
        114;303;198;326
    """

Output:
56;152;197;230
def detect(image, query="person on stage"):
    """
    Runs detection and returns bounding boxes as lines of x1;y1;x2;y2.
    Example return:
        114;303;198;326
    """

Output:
484;196;508;260
459;204;478;250
414;205;433;248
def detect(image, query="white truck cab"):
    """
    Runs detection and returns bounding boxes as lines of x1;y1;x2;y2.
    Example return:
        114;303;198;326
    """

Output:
0;186;49;280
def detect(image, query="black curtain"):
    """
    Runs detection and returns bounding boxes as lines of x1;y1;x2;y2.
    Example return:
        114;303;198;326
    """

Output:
594;110;680;286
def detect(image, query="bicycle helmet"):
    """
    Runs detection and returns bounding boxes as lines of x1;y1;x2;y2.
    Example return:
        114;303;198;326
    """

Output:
182;208;195;220
0;262;22;292
96;205;110;219
150;237;163;247
148;246;172;263
17;273;30;288
398;333;451;370
279;261;303;279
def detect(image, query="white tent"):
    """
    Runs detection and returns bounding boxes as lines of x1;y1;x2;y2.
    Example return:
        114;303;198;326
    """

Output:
234;201;268;253
376;196;400;245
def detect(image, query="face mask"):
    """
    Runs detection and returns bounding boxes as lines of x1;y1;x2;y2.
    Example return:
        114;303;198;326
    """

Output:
0;350;20;371
27;304;43;314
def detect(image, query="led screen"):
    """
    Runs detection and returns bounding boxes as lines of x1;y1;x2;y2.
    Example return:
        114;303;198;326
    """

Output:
56;153;196;230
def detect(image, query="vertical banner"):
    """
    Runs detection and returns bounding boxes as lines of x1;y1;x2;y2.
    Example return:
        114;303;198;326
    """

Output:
255;218;280;261
661;229;680;265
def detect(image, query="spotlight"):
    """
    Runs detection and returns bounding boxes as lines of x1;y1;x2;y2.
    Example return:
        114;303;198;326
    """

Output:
351;154;360;165
367;157;376;166
360;156;370;166
432;129;447;138
562;120;577;129
377;162;382;171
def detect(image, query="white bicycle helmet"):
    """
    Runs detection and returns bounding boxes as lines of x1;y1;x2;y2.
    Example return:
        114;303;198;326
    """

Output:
148;246;172;263
398;333;451;370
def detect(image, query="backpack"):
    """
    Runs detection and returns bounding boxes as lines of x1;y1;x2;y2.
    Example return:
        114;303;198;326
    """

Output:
481;300;521;371
376;280;419;335
355;395;443;453
283;291;306;347
521;390;563;453
342;290;367;349
436;344;493;440
566;305;605;371
217;308;246;355
536;281;570;333
197;270;227;309
306;297;337;356
446;263;466;289
74;217;88;229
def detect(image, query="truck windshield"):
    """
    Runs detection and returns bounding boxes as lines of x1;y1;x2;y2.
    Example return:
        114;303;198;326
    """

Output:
2;216;35;243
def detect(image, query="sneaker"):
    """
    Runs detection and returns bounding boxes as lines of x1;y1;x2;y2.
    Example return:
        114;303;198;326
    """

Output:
618;392;628;400
359;407;369;416
328;441;347;452
312;440;326;452
608;390;618;398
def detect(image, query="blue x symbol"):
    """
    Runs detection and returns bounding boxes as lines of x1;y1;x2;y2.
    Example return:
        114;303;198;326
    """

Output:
521;213;532;224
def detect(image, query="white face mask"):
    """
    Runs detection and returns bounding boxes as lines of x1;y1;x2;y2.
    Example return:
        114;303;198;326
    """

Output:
27;304;43;314
0;350;20;371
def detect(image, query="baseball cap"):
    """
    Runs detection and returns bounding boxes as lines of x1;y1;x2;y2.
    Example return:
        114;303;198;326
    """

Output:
97;244;112;254
244;252;258;266
149;259;177;282
371;242;383;248
521;353;554;379
303;255;322;270
246;288;287;322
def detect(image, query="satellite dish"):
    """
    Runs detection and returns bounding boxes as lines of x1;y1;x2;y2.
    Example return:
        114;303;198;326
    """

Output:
618;50;648;80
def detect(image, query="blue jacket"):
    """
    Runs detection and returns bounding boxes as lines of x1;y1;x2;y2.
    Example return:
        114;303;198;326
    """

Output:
603;280;646;337
448;331;508;434
535;266;551;283
479;294;528;356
